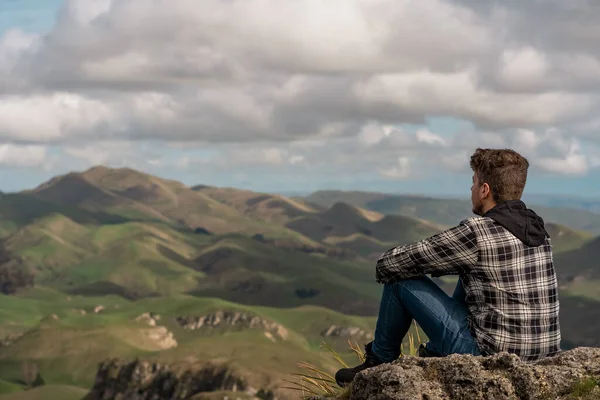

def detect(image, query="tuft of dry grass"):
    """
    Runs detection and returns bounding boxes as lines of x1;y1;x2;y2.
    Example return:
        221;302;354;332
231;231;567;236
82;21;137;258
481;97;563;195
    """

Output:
285;321;423;399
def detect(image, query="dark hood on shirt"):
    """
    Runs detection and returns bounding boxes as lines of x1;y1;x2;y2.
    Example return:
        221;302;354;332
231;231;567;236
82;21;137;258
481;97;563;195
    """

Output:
483;200;549;247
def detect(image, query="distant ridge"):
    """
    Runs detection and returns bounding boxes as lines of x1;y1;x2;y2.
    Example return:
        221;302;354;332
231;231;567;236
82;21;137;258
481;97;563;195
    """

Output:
304;190;600;234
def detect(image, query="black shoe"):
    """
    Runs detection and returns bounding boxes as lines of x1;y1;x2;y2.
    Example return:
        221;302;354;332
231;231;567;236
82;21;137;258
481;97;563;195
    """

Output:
335;342;385;387
418;343;443;358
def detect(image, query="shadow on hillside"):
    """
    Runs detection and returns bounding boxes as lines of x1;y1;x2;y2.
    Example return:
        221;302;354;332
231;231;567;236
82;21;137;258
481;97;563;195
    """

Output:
66;281;161;300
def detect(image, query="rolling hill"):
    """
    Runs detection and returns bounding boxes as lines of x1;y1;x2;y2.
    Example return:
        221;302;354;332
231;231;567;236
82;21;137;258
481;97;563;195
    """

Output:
26;167;307;239
194;186;443;259
285;202;442;259
192;185;318;224
0;213;382;312
304;190;600;234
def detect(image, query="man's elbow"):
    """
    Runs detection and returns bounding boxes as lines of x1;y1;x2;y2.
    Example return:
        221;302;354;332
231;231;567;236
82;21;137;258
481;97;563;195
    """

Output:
375;262;389;284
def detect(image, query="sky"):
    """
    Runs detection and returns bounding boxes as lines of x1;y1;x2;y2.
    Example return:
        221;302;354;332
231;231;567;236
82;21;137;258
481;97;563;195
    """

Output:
0;0;600;197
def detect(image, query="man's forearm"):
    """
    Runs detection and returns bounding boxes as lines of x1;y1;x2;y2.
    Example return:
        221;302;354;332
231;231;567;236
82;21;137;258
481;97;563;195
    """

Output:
375;222;478;284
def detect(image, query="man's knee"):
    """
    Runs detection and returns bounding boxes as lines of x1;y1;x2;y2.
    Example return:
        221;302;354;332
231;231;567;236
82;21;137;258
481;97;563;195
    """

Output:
391;276;436;291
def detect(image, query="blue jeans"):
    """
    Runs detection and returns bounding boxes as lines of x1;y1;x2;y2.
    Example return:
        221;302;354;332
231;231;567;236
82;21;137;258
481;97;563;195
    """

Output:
371;276;481;362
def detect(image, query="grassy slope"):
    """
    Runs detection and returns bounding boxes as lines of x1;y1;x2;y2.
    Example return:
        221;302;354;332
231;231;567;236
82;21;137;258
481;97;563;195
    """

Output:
3;215;210;298
2;211;382;314
0;380;22;396
0;293;409;397
0;385;87;400
189;235;381;315
0;193;124;240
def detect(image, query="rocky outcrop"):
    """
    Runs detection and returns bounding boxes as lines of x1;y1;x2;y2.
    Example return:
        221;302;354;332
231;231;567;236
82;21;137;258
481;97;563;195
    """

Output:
133;313;177;349
0;256;34;295
175;311;288;340
141;326;178;350
321;325;373;341
84;358;249;400
135;312;161;327
337;347;600;400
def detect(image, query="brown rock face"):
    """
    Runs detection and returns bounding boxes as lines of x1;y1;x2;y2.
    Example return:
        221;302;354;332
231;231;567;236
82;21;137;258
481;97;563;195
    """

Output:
346;347;600;400
84;358;248;400
175;311;289;340
321;325;373;341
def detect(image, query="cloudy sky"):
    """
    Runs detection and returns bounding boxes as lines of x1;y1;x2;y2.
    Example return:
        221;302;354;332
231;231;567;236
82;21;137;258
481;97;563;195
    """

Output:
1;0;600;197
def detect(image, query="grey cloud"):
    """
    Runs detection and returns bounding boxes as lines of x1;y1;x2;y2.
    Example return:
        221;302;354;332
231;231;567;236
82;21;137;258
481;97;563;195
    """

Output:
0;0;599;158
452;0;600;92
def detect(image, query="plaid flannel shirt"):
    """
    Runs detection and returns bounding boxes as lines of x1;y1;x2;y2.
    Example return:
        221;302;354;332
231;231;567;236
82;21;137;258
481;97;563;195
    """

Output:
376;216;561;362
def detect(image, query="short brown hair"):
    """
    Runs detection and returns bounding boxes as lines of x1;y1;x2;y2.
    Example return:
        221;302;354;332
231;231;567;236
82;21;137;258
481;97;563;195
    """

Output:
470;148;529;203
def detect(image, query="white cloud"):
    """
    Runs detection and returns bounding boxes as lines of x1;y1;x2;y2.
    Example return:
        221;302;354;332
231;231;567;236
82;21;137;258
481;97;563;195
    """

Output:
0;29;40;92
0;0;598;146
43;0;490;77
505;129;591;176
63;145;110;166
289;155;305;165
416;129;447;146
358;123;387;146
355;71;593;128
213;147;308;168
62;141;137;167
514;129;540;151
497;47;549;89
0;93;116;142
381;157;411;179
439;151;471;173
537;148;589;176
0;144;47;168
1;0;600;185
59;0;113;26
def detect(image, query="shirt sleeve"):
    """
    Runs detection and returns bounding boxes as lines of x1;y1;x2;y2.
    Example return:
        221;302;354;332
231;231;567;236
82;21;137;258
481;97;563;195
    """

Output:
375;220;479;284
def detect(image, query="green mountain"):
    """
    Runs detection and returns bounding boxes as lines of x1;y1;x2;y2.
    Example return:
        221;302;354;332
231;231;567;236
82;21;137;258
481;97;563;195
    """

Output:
192;185;319;224
195;185;442;259
285;202;441;259
27;167;302;238
1;168;446;313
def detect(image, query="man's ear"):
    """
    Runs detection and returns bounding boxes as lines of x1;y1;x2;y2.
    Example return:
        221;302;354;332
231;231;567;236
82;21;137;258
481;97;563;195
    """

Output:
481;183;492;199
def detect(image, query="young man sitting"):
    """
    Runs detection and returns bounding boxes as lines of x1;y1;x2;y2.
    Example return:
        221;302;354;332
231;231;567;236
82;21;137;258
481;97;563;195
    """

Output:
335;148;561;387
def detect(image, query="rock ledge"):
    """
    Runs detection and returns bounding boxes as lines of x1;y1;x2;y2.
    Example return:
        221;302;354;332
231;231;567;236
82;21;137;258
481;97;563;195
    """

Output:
342;347;600;400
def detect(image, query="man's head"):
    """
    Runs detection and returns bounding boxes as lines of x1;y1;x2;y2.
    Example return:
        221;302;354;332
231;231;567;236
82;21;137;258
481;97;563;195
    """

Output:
469;148;529;216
